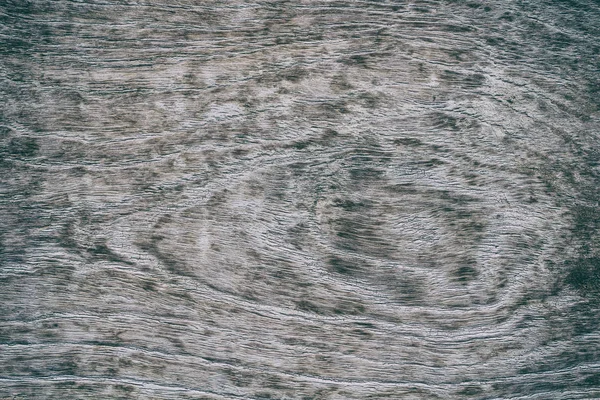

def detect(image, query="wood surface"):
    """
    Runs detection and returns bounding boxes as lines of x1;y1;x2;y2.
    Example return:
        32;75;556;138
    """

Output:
1;0;599;398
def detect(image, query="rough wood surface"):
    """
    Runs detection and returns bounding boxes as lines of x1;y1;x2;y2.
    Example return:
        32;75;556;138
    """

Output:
1;1;599;399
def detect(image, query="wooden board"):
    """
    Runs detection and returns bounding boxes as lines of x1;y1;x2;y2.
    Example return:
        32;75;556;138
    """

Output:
1;1;599;398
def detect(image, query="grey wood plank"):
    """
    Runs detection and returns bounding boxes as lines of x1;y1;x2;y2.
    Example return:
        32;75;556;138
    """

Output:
1;1;599;398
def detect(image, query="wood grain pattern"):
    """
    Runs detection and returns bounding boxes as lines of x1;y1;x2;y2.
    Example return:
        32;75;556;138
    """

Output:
1;1;599;398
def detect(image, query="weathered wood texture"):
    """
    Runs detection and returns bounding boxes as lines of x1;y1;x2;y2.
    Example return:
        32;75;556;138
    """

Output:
1;0;599;398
